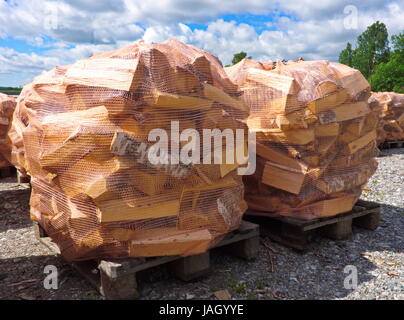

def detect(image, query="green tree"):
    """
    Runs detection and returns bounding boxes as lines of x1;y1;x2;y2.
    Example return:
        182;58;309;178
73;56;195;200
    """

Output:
391;33;404;55
369;32;404;93
351;21;390;78
231;51;252;65
339;42;353;66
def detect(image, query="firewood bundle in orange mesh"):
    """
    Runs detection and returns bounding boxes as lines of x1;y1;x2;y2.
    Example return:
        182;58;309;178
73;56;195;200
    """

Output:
226;59;379;220
368;92;404;144
13;39;249;261
0;93;16;168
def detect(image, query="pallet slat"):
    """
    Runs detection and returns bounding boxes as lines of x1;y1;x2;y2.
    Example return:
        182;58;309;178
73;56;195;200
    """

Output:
33;220;259;299
380;140;404;149
246;200;380;251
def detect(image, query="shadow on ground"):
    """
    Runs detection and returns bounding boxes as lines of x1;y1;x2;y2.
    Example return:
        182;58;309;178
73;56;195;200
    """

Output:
0;254;100;300
136;202;403;300
0;175;402;300
377;147;404;157
0;177;31;233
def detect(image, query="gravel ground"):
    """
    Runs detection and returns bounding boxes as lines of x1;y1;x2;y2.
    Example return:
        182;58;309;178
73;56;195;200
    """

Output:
0;148;403;300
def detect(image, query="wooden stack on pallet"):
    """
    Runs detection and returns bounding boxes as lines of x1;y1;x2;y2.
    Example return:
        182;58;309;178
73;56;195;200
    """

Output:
34;220;260;299
0;93;16;168
8;90;28;175
226;59;379;220
13;39;249;261
368;92;404;144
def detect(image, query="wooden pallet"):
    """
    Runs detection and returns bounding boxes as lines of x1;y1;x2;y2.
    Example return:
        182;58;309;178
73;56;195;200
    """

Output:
16;171;30;183
380;140;404;149
0;166;16;179
33;220;260;299
0;166;30;183
245;199;380;251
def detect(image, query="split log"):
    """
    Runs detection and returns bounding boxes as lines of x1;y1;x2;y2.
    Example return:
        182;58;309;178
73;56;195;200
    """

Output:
226;59;377;220
369;92;404;143
129;229;213;257
0;93;17;167
14;39;248;261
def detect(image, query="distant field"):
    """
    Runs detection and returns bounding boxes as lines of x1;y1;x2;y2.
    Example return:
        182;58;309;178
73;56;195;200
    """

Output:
0;87;22;96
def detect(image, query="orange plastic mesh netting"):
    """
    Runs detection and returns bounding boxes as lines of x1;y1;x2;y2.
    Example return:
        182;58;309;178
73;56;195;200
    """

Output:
0;93;17;168
226;58;379;220
368;91;404;144
13;39;249;261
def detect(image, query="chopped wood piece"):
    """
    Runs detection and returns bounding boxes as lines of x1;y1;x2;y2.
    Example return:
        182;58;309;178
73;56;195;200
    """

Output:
64;64;140;91
308;89;348;114
275;112;308;130
203;82;247;112
97;197;181;223
14;39;248;260
314;123;340;137
151;91;212;110
309;194;357;218
129;229;212;257
262;161;306;195
256;128;315;145
226;59;377;220
318;101;370;124
214;290;232;300
256;142;308;171
346;130;377;154
346;119;365;136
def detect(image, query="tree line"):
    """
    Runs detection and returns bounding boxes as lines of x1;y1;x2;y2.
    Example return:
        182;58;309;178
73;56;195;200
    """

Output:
339;21;403;93
229;22;402;93
0;87;22;95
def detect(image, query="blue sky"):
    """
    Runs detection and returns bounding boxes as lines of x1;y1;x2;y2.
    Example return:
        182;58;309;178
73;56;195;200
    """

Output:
0;0;403;87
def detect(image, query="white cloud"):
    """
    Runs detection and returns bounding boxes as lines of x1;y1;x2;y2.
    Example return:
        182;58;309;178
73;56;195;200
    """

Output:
139;1;403;64
0;0;143;45
1;0;402;46
0;0;403;86
0;47;59;73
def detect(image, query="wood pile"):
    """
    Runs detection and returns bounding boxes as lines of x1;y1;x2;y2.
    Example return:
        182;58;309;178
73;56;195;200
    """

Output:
368;92;404;144
226;59;379;220
0;93;16;168
13;39;249;261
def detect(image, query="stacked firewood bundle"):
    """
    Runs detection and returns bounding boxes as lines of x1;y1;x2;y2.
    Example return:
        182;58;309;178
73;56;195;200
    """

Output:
13;39;249;260
0;93;16;167
368;92;404;144
226;59;379;220
225;58;274;85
